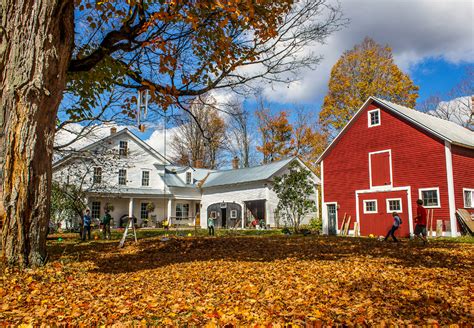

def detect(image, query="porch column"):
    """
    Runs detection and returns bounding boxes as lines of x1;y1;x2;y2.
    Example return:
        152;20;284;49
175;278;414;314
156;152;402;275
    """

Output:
129;197;134;219
167;198;172;225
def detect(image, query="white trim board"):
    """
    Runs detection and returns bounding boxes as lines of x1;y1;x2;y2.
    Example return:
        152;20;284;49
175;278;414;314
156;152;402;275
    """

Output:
444;141;458;236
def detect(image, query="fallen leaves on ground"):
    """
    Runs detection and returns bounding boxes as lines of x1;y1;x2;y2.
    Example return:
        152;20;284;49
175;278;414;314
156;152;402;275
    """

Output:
0;235;472;326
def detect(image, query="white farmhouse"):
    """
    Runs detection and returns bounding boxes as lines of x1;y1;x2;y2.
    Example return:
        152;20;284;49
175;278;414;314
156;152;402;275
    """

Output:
53;128;320;229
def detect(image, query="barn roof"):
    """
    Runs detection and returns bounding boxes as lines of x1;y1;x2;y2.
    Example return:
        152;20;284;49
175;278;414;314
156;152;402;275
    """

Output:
373;97;474;148
317;97;474;163
201;157;319;188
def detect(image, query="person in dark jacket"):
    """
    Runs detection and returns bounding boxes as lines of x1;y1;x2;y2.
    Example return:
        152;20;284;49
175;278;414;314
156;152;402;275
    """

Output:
385;212;402;242
102;210;112;240
82;209;92;241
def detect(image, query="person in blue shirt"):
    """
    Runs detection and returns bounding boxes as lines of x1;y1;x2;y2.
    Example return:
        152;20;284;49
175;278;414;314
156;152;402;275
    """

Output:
384;212;402;242
82;209;92;241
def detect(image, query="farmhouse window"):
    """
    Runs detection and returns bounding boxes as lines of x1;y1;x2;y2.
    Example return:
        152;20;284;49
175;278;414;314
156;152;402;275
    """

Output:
176;203;189;219
363;200;377;214
368;109;380;127
142;170;150;186
463;189;474;208
91;201;101;219
386;198;402;212
230;210;237;219
140;203;148;220
118;169;127;185
119;141;128;156
93;167;102;184
186;172;192;184
419;188;440;208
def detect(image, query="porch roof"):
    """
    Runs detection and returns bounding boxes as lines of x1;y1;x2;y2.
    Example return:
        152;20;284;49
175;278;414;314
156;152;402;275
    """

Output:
87;187;172;197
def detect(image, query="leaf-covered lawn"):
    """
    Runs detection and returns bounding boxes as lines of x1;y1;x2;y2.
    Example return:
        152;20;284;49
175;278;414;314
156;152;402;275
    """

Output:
0;235;472;326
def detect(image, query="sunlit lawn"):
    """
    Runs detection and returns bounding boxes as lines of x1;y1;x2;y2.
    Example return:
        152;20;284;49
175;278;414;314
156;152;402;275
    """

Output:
0;232;472;326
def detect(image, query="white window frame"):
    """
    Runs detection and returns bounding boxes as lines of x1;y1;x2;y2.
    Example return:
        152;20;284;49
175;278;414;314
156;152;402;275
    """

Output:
175;203;189;219
386;198;402;213
368;109;381;127
93;167;102;184
119;141;128;156
140;203;149;220
463;188;474;208
141;170;150;187
363;199;378;214
230;209;237;219
418;187;441;208
91;201;101;219
118;169;127;185
368;149;393;190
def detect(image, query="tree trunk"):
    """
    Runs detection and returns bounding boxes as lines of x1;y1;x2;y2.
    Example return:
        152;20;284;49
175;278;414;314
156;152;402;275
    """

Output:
0;0;74;267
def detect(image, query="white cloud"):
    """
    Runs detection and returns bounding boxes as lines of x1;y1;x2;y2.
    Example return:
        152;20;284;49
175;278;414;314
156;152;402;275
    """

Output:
262;0;474;103
144;126;180;158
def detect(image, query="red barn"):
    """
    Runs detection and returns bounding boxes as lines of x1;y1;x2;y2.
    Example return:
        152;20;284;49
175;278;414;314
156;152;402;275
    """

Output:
318;97;474;237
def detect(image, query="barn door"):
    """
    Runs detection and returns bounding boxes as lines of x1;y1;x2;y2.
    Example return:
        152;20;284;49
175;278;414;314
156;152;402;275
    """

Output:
370;150;392;187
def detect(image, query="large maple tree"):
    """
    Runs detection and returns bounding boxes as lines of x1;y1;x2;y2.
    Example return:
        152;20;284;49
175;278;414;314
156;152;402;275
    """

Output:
0;0;344;267
319;37;419;135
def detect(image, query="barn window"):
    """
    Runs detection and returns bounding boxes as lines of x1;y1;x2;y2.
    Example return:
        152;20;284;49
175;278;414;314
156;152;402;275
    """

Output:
210;211;217;218
368;109;380;127
363;200;377;214
386;198;402;212
230;210;237;219
463;189;474;208
419;188;440;208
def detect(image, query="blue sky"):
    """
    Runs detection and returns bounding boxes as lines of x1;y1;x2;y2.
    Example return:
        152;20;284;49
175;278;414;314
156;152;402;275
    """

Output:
58;0;473;158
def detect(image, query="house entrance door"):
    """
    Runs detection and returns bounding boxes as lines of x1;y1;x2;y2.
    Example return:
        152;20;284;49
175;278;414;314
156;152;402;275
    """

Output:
327;204;337;235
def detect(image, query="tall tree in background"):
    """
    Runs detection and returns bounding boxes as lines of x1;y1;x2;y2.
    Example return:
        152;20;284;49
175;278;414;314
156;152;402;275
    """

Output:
1;0;344;267
256;107;293;163
256;104;327;171
225;99;254;168
419;67;473;130
290;108;328;173
319;37;419;135
171;97;226;169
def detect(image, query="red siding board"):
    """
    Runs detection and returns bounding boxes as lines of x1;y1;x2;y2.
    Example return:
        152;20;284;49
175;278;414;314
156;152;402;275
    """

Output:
323;103;452;235
452;145;474;215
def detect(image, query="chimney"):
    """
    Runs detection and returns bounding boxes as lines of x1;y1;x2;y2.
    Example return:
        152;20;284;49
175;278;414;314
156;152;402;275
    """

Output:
194;159;203;168
232;156;239;169
110;127;117;135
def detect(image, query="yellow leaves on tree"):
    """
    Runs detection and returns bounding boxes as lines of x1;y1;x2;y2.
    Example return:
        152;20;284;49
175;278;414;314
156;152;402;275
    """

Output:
319;37;419;133
256;107;327;171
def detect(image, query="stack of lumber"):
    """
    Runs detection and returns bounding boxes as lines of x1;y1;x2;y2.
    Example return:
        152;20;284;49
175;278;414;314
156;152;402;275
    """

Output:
456;209;474;236
339;213;352;236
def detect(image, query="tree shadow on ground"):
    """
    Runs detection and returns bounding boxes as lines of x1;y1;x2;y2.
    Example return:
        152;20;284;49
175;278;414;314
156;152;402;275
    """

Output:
46;235;473;275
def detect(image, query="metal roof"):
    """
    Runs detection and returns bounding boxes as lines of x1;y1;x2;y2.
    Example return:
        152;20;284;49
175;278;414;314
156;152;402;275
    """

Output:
202;157;296;188
373;97;474;148
318;97;474;163
88;187;171;196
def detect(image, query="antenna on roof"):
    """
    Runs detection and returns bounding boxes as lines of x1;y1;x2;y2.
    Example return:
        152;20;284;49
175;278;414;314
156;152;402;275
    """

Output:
136;89;149;132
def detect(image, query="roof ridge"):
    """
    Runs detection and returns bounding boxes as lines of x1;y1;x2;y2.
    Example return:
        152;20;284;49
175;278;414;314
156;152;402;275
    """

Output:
374;97;474;133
